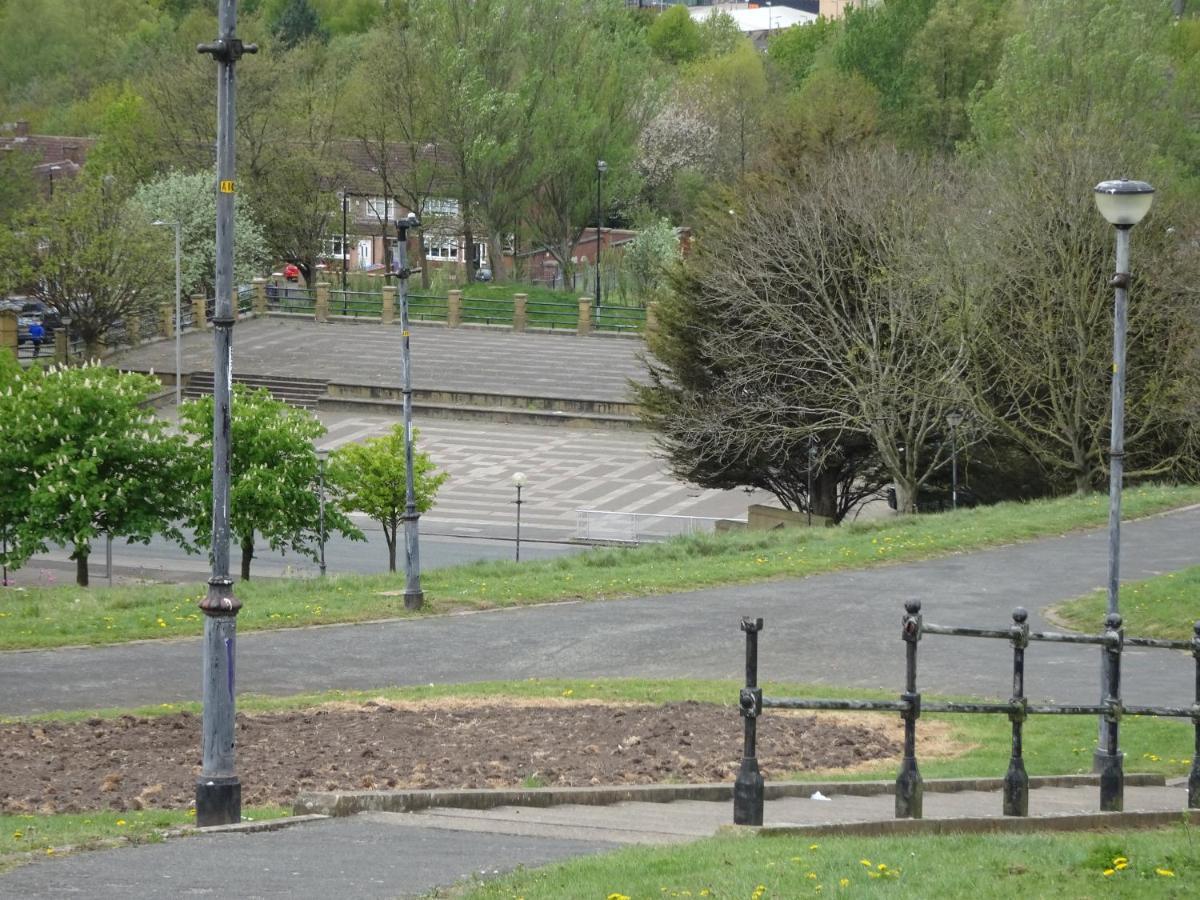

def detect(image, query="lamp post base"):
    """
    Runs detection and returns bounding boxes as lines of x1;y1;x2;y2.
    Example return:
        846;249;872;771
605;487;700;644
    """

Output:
403;590;424;611
196;775;241;827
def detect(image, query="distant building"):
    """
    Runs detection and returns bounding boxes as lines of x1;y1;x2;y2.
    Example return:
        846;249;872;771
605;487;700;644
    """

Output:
0;121;92;197
689;4;817;47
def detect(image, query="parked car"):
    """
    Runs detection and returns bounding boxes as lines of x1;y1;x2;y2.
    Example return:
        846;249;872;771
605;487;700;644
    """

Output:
475;267;493;282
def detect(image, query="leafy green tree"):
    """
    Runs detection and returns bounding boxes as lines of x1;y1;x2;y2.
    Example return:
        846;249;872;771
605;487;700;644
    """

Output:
327;425;448;573
2;174;166;352
130;170;270;298
272;0;328;48
646;4;703;65
764;66;880;174
179;387;362;580
0;145;38;227
0;363;188;586
621;218;679;301
767;14;840;88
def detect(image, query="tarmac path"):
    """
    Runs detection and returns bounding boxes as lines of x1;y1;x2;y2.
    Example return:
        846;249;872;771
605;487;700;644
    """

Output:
2;505;1197;716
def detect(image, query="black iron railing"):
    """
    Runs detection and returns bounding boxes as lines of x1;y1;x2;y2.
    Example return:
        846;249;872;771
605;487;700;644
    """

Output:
733;603;1200;826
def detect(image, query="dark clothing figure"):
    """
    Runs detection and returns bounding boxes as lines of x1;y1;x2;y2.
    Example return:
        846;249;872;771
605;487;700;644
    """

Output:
28;321;44;357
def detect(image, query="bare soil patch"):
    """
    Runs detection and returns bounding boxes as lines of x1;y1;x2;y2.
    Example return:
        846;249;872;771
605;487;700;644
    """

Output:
0;700;941;814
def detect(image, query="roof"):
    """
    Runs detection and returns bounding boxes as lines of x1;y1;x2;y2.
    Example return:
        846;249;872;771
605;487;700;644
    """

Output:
689;4;816;31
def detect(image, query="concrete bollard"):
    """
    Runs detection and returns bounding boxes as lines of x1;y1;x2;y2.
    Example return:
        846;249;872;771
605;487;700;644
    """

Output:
252;277;267;316
447;290;462;328
513;293;527;333
162;302;175;339
382;285;397;325
577;297;593;336
315;282;331;323
191;295;207;330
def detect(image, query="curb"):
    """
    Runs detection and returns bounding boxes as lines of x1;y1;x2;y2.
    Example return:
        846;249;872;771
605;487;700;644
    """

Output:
293;773;1166;818
730;808;1200;839
164;813;330;839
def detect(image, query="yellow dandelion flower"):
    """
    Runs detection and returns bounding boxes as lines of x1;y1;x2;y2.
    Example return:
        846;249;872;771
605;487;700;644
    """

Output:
1103;869;1115;877
562;689;574;697
1115;861;1128;870
1156;868;1175;877
606;893;631;900
839;878;850;888
46;848;54;855
807;872;817;879
860;859;872;867
116;819;126;826
12;831;22;839
877;864;888;871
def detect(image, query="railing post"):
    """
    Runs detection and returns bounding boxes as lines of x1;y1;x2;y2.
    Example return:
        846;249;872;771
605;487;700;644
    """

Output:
191;295;207;330
1099;612;1124;812
252;277;267;315
1005;607;1030;816
733;616;765;826
1189;620;1200;809
447;290;462;327
315;281;330;323
896;599;923;819
381;285;396;325
577;296;593;335
162;302;175;338
513;293;527;333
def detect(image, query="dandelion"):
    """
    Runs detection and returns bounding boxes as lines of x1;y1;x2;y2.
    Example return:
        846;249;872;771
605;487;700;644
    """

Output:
116;819;126;826
46;848;54;855
12;831;22;839
1113;857;1128;870
1103;869;1115;877
860;859;872;868
839;878;849;888
751;885;766;900
606;894;631;900
1156;868;1175;877
809;844;819;850
562;689;574;697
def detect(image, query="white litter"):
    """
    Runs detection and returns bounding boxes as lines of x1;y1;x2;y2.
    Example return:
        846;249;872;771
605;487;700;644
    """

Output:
811;791;831;802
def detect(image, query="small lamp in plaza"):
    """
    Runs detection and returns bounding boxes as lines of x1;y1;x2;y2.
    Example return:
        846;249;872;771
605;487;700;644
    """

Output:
945;410;964;510
595;160;607;309
59;314;72;362
511;472;527;562
1092;177;1154;797
315;447;330;577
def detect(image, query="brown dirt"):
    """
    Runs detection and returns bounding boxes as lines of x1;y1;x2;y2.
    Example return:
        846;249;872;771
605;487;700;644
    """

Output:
0;700;956;814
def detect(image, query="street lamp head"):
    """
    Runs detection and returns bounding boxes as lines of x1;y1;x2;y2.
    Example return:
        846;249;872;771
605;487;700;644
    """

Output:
315;447;330;463
597;160;607;174
946;410;964;429
1094;179;1155;227
511;471;527;488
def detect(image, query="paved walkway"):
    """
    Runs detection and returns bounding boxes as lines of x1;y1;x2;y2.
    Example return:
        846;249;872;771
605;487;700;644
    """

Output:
1;782;1192;898
3;506;1198;715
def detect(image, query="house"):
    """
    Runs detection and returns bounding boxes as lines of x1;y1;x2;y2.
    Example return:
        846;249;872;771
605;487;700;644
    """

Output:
519;226;693;290
0;121;92;197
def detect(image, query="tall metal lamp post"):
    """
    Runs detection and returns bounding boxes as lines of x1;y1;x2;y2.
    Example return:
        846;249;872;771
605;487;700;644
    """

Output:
394;212;424;610
595;160;607;308
316;448;329;577
946;410;963;510
196;0;257;828
1091;177;1155;791
152;220;183;406
511;472;526;561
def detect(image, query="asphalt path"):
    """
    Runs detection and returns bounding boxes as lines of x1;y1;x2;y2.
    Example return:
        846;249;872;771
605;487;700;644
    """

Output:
3;506;1198;716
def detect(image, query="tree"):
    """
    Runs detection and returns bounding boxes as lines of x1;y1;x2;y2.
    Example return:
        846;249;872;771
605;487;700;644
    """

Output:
646;5;703;65
130;170;269;299
0;363;188;586
271;0;328;48
3;175;166;352
621;218;679;301
327;425;448;572
179;387;362;580
767;14;840;88
0;145;38;227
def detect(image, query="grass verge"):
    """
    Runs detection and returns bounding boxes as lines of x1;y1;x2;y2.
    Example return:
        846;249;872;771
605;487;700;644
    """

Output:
454;826;1200;899
0;805;288;873
1054;566;1200;640
2;484;1198;651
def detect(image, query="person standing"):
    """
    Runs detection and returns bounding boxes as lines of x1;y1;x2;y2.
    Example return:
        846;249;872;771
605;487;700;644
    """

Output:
28;320;44;358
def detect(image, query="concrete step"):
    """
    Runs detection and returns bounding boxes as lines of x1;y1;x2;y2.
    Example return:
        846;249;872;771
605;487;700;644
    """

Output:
184;372;328;410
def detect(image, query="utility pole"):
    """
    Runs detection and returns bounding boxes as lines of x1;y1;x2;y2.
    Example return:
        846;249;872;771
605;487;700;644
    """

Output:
196;0;256;828
395;213;424;609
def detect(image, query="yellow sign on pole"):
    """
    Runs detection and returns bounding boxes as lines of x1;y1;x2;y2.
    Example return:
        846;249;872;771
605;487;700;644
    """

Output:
219;180;235;193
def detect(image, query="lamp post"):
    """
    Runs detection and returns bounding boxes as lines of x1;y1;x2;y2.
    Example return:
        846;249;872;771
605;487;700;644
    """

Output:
59;314;71;362
1091;177;1155;798
393;212;424;609
946;410;963;511
511;472;527;561
47;164;61;199
316;448;329;577
152;220;183;406
595;160;607;309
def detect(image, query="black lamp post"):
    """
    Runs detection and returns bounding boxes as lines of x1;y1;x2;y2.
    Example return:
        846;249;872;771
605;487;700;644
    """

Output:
1091;178;1154;792
946;410;963;510
511;472;526;561
59;314;71;362
595;160;607;309
316;448;329;577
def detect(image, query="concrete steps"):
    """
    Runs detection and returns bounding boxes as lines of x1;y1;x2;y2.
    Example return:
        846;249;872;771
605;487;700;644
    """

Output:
184;372;328;410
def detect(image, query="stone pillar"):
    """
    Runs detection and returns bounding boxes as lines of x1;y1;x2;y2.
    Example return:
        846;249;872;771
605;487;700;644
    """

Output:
162;302;175;339
447;289;463;327
191;295;207;330
54;328;68;364
315;282;331;323
0;310;16;362
512;293;528;333
381;285;396;325
252;277;267;316
577;297;593;336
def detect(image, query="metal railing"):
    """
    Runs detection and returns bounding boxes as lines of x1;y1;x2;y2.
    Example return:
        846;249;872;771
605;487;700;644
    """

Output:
266;286;317;314
460;295;512;326
595;303;646;333
732;603;1200;826
574;509;734;544
528;298;577;330
407;294;448;322
331;290;382;319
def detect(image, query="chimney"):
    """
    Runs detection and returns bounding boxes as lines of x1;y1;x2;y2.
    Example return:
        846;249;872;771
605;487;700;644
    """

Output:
15;121;28;137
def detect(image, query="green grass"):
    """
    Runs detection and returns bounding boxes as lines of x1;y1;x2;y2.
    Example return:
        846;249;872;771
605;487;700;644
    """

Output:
0;805;288;873
5;679;1194;783
456;826;1200;899
2;484;1198;651
1055;566;1200;640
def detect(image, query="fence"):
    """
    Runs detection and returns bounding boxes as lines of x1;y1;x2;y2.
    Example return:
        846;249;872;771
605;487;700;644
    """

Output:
732;602;1200;826
573;509;733;544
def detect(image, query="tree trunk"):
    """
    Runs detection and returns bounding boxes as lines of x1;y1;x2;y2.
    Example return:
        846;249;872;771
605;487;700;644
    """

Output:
893;479;918;515
72;542;89;587
385;527;397;573
240;533;254;582
812;470;840;522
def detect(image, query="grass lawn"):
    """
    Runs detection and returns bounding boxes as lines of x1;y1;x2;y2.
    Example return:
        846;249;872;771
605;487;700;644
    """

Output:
0;805;288;873
457;827;1200;899
1054;567;1200;640
2;484;1198;651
